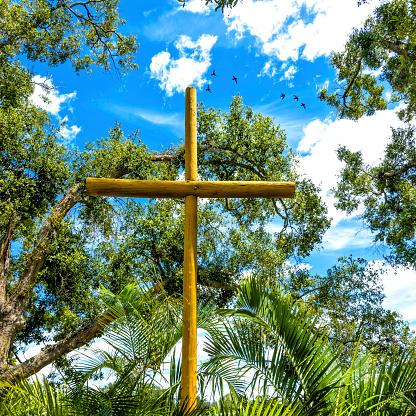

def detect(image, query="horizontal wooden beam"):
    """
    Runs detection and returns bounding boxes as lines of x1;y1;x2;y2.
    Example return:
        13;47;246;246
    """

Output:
86;178;295;199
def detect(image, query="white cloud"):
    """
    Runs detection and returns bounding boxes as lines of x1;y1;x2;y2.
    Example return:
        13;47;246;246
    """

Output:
30;76;76;116
180;0;212;14
258;60;278;78
369;261;416;331
224;0;382;63
279;64;297;82
150;34;218;96
60;123;82;147
363;67;383;77
297;106;410;226
30;75;81;146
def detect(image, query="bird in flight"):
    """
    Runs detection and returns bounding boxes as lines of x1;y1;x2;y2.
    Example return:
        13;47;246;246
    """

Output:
211;69;217;76
206;85;211;93
232;76;237;84
301;103;306;109
293;95;299;101
280;93;285;99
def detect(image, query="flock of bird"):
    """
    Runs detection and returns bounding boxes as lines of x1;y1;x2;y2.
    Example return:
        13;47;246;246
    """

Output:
281;93;306;109
205;69;237;94
205;69;306;109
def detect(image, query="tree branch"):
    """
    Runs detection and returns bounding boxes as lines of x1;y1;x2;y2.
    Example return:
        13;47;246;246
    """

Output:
382;161;416;179
9;184;85;304
0;212;17;302
343;58;362;107
0;310;117;385
381;38;409;58
200;144;267;177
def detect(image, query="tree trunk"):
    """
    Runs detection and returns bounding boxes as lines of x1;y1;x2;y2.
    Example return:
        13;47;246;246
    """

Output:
0;183;85;387
0;154;180;390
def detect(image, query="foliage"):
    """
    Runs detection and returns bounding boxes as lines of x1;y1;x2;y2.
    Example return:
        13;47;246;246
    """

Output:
280;255;414;361
319;0;416;122
319;0;416;273
96;95;330;314
333;126;416;268
0;0;138;73
202;274;416;415
0;0;409;399
202;274;344;415
2;90;409;388
2;276;416;415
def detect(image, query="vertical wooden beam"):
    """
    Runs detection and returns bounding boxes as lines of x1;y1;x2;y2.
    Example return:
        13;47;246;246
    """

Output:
181;87;198;411
185;87;197;181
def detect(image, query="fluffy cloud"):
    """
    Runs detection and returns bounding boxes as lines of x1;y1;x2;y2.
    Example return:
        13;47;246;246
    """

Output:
378;262;416;329
150;34;217;96
30;75;76;116
60;121;82;147
297;106;410;226
279;64;297;82
30;75;81;146
225;0;382;62
180;0;212;14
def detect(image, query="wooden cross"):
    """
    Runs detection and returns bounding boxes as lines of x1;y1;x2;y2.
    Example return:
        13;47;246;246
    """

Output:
86;87;295;410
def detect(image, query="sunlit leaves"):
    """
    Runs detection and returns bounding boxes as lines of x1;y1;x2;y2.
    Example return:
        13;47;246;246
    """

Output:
334;126;416;267
319;0;416;122
0;0;139;73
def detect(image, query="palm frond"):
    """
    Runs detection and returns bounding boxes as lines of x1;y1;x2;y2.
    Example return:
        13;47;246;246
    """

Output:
203;274;344;414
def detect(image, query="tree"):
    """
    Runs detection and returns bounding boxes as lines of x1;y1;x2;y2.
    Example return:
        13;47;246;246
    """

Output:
0;0;402;396
0;0;138;390
319;0;416;122
280;256;414;361
333;127;416;268
0;0;138;73
318;0;416;269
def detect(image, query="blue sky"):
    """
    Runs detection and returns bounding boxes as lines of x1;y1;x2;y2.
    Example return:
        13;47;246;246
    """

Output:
23;0;416;387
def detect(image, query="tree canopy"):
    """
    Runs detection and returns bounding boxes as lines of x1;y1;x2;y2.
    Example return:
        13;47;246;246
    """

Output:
0;0;138;73
319;0;416;269
319;0;416;122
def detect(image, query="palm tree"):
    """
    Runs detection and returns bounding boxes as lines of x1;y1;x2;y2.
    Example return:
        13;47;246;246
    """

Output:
201;274;416;415
0;280;203;415
61;281;193;415
57;279;223;415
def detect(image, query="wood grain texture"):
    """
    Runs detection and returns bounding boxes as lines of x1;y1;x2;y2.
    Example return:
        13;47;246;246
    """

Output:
181;194;198;410
181;87;198;411
185;87;197;182
86;178;296;198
